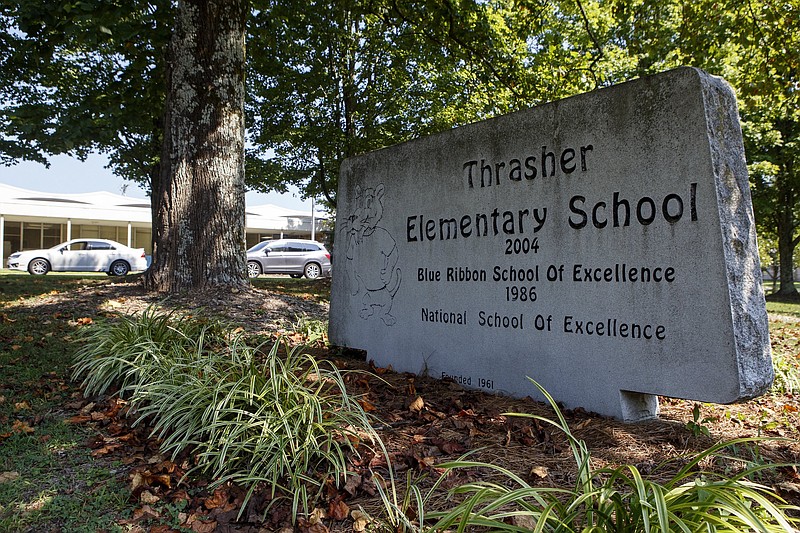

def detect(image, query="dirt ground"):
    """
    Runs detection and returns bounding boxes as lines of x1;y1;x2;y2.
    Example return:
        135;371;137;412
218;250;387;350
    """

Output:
23;279;800;531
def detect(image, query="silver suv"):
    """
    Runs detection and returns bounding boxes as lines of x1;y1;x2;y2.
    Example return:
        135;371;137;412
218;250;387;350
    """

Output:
246;239;331;279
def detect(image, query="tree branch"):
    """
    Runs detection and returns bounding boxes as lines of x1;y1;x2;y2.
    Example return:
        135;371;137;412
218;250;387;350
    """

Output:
574;0;603;89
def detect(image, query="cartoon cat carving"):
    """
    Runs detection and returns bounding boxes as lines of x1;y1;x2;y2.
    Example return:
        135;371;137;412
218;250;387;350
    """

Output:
342;183;402;325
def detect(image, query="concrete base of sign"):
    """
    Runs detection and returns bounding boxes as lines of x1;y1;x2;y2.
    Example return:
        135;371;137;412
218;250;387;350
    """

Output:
620;391;659;422
330;67;772;421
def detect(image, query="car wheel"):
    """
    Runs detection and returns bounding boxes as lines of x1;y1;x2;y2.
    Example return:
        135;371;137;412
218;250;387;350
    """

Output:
290;274;302;279
28;258;50;275
109;260;130;276
304;262;321;279
247;261;262;279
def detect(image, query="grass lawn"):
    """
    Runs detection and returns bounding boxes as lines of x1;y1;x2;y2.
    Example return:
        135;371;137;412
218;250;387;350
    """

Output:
0;273;131;531
765;282;800;318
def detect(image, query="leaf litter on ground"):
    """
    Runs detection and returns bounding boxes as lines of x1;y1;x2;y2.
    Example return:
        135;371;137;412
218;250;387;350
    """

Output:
1;275;798;532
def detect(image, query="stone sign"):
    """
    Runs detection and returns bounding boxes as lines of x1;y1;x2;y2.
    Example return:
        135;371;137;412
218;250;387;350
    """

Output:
329;67;773;421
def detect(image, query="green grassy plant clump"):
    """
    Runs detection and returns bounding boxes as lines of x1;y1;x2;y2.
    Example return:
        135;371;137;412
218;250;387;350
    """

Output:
771;350;800;396
71;306;229;398
71;310;377;518
291;315;328;346
423;380;800;532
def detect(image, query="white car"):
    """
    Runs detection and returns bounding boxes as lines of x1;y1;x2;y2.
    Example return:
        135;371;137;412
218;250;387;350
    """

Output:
7;238;148;276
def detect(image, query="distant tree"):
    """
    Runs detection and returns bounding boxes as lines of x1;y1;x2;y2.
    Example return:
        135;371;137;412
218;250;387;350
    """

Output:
245;0;601;209
596;0;800;296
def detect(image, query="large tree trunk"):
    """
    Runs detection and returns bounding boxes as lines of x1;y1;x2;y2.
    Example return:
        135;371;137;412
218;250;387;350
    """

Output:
145;0;248;293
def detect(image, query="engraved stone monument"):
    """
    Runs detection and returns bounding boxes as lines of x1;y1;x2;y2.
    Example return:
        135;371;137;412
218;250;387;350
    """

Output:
329;67;773;421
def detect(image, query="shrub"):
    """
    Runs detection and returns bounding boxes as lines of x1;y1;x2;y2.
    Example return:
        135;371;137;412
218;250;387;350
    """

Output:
71;306;228;398
142;339;376;517
72;310;377;518
425;380;800;532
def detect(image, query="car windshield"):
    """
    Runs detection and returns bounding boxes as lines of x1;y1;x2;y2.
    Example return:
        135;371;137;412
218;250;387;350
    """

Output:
247;240;272;253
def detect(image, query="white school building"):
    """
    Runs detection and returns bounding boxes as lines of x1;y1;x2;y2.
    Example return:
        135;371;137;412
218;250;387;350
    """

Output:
0;183;327;265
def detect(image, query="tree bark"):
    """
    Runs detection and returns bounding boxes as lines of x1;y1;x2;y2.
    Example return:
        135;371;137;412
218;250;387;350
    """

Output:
145;0;249;293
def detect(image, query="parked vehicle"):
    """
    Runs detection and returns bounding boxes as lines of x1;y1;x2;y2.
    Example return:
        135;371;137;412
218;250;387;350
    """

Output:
6;239;148;276
246;239;331;279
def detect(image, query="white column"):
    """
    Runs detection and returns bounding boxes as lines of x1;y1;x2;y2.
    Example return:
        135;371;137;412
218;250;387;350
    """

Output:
127;223;132;247
311;198;316;241
67;219;72;241
0;215;4;265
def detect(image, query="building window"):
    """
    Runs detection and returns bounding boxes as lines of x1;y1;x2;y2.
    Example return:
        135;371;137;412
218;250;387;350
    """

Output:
21;222;62;249
3;221;21;257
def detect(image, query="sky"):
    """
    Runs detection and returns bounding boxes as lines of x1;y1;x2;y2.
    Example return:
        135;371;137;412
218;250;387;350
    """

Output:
0;152;316;213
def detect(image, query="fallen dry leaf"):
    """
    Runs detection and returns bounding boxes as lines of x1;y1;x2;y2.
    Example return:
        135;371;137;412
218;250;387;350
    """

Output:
131;472;146;492
409;396;425;412
777;482;800;496
357;398;377;411
343;474;362;496
328;499;350;521
132;504;161;521
308;507;327;524
512;515;538;528
91;442;123;457
14;401;31;410
530;465;549;479
184;513;216;533
90;411;108;421
416;456;436;468
140;490;161;504
65;414;92;424
203;487;237;512
368;360;390;375
431;437;465;454
351;510;370;532
12;420;34;434
0;471;20;483
76;317;93;325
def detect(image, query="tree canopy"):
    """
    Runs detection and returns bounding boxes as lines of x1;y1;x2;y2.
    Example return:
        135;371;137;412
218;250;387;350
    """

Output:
0;0;170;184
0;0;796;291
